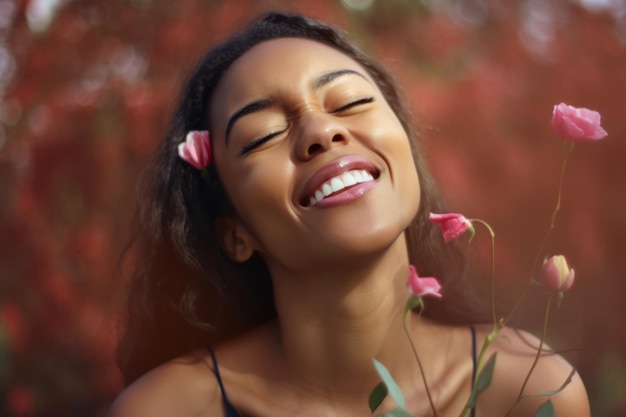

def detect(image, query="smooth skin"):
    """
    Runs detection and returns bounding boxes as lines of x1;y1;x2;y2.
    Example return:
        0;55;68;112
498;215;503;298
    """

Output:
108;38;590;417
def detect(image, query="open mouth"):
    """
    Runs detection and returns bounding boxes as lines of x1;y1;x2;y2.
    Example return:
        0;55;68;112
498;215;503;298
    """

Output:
301;168;380;207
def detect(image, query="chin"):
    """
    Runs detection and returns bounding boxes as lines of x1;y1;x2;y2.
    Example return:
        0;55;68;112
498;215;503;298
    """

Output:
320;210;415;258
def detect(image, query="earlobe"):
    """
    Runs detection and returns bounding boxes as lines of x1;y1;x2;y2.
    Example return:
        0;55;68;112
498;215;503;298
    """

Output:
214;217;256;262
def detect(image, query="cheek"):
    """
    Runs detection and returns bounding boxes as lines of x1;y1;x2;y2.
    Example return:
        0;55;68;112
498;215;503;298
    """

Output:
240;165;289;208
368;109;419;180
226;159;296;237
377;113;422;214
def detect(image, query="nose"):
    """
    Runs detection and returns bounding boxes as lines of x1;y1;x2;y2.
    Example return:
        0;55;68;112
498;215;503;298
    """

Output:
294;112;350;161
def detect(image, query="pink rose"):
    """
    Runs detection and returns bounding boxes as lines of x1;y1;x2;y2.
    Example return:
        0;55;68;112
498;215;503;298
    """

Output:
406;265;442;298
429;212;474;243
540;255;575;292
178;130;212;170
551;103;608;141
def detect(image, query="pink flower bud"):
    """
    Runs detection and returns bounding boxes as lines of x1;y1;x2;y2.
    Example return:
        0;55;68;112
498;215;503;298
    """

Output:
178;130;212;170
406;265;442;298
540;255;575;292
551;103;608;142
429;212;474;243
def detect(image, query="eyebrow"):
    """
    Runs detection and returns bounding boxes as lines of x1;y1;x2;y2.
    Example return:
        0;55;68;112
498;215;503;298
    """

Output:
311;69;369;90
225;98;277;143
224;69;369;144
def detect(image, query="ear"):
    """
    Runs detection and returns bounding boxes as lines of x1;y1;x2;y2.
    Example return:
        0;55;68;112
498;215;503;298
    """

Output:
214;217;257;263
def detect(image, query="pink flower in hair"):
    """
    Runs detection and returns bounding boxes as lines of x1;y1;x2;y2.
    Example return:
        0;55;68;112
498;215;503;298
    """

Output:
178;130;212;170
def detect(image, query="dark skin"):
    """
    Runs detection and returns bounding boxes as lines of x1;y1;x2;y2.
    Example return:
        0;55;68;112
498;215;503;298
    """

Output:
108;38;590;417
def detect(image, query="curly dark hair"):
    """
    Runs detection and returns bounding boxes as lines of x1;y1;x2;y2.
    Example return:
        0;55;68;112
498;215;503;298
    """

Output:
116;11;480;386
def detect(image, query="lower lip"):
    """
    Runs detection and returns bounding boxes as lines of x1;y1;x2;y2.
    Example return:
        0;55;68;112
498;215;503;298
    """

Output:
310;180;378;208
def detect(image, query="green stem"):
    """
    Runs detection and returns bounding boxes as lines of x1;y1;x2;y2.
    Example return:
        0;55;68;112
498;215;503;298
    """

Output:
473;324;501;387
516;294;553;403
469;219;496;324
503;143;574;326
502;295;554;417
457;219;499;417
458;324;502;417
403;309;439;416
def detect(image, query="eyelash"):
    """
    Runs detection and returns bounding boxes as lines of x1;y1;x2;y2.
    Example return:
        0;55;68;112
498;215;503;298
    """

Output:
238;96;375;156
239;130;285;155
332;96;375;113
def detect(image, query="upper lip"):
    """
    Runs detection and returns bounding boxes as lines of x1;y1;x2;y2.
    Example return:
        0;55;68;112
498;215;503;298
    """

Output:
298;155;380;206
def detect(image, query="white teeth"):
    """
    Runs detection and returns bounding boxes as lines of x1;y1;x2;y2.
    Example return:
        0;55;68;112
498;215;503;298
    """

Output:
307;169;376;206
342;172;357;186
330;178;344;192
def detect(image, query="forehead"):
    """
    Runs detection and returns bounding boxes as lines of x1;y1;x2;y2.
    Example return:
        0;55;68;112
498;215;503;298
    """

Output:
220;37;366;90
209;38;371;124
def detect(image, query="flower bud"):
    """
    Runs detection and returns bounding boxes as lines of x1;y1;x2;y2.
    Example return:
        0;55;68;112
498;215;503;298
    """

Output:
540;255;575;292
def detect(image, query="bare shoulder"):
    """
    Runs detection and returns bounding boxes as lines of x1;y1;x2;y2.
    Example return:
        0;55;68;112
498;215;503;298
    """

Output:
107;350;225;417
473;325;590;417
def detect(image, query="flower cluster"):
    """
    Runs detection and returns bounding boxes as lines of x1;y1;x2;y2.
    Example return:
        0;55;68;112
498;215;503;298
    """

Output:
370;103;608;417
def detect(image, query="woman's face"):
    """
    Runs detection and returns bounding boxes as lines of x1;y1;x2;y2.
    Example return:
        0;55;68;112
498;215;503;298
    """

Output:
209;38;420;272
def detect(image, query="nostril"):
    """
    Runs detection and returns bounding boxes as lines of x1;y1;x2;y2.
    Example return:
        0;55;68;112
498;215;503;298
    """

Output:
307;143;322;155
331;133;343;142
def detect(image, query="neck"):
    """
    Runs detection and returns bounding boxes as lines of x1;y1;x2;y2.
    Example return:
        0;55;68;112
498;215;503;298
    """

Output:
267;236;423;400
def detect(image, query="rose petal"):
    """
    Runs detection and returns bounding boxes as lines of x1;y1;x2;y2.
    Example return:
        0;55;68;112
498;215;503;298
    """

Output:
551;103;607;142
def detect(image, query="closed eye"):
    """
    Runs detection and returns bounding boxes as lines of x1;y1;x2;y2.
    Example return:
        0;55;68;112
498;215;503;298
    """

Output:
238;97;373;156
239;129;286;156
332;97;375;113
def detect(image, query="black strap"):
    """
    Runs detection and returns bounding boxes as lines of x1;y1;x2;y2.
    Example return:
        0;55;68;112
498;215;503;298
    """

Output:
470;326;477;417
209;349;230;404
208;349;243;417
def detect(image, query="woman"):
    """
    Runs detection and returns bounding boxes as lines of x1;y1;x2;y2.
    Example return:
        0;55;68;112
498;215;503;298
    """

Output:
109;12;589;417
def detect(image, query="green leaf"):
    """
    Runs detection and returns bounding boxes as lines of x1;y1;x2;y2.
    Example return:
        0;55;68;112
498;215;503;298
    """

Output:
466;352;497;408
533;399;556;417
376;407;414;417
373;359;406;409
368;381;388;412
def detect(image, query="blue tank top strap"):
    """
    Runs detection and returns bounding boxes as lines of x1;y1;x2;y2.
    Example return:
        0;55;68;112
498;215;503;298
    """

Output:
208;348;244;417
470;325;477;417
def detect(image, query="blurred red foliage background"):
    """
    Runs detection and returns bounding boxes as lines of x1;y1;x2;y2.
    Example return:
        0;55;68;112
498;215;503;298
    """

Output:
1;0;625;416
